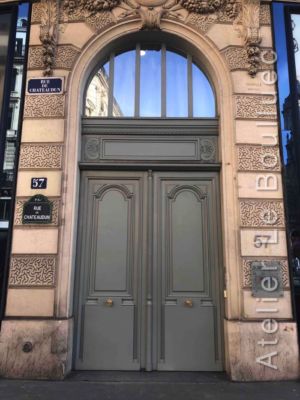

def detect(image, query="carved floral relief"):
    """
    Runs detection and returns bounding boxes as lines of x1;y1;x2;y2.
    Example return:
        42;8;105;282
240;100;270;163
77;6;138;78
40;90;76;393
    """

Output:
39;0;59;76
62;0;239;30
37;0;263;77
234;0;262;76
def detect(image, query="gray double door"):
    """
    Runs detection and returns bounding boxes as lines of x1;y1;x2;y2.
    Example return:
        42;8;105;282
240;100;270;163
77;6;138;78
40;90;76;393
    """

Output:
75;170;223;371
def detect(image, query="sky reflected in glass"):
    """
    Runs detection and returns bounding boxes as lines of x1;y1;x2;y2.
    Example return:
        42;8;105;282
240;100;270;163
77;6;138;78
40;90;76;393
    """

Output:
166;51;188;117
85;46;216;118
113;50;135;117
140;49;161;117
18;3;29;18
273;3;290;163
193;64;215;118
293;14;300;81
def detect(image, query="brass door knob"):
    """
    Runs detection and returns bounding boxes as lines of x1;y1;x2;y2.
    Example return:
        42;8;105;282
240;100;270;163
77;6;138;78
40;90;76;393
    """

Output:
104;298;114;307
184;299;193;307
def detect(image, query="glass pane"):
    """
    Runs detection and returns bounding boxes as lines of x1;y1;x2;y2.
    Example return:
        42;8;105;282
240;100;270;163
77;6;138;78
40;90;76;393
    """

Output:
85;62;109;117
140;49;161;117
166;51;188;117
113;50;135;117
292;14;300;84
0;13;12;122
2;4;29;194
192;64;216;117
292;14;300;123
273;6;300;328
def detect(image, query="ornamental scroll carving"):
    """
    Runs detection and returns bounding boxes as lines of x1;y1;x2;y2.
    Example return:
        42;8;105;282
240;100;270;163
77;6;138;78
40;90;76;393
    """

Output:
38;0;261;77
63;0;121;14
235;0;262;77
62;0;239;30
40;0;60;76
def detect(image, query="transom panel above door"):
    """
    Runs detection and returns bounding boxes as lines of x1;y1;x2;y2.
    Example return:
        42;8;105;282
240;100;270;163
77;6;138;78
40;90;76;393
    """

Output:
74;171;223;371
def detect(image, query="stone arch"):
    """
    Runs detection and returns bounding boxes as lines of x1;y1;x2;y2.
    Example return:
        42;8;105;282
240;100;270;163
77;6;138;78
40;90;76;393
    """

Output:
56;18;241;370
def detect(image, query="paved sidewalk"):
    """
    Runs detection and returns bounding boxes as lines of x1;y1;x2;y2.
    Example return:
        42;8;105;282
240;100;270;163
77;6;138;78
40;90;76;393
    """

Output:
0;372;299;400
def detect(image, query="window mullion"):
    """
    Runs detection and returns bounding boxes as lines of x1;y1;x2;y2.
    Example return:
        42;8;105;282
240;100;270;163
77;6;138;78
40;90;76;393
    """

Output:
188;54;193;118
135;43;141;117
161;44;166;118
108;53;115;117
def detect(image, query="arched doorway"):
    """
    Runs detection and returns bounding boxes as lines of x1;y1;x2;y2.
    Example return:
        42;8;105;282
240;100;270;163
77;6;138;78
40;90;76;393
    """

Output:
73;33;224;371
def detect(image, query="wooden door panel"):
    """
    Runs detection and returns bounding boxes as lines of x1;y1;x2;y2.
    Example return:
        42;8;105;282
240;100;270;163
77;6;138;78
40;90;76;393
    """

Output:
80;302;138;370
167;186;207;294
94;188;130;291
154;172;222;371
75;172;145;370
162;304;216;371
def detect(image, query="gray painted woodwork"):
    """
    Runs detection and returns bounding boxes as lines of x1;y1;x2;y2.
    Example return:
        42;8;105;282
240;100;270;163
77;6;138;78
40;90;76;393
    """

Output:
82;136;217;163
154;172;222;371
81;119;219;167
75;171;223;371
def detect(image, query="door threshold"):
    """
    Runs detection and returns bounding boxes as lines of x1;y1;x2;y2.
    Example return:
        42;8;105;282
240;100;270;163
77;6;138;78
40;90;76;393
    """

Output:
68;371;227;383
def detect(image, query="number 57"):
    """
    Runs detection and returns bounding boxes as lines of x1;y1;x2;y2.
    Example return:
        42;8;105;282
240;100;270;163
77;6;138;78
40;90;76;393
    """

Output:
254;235;272;248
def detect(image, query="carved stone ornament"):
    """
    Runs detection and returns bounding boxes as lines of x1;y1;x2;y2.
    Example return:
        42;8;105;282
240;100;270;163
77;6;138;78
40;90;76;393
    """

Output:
63;0;239;30
9;255;56;287
235;0;262;77
40;0;60;76
63;0;121;15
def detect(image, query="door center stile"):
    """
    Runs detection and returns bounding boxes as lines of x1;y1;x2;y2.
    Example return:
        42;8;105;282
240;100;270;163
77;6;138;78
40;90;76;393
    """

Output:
145;169;154;371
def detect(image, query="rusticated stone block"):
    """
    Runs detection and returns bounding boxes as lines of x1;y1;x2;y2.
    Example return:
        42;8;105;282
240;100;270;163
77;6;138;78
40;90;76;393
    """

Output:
237;145;281;172
5;288;55;317
236;95;277;120
19;144;63;169
9;255;56;287
12;228;59;254
240;200;285;228
260;4;271;26
31;2;44;24
242;258;289;289
28;45;80;70
225;320;299;381
24;95;65;118
223;46;273;71
0;319;73;379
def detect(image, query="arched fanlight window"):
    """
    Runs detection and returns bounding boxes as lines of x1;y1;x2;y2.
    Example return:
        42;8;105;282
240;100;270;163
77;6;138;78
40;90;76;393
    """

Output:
85;44;216;118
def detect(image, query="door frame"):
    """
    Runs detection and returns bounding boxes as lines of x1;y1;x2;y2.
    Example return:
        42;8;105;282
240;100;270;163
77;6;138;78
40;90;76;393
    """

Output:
55;18;241;377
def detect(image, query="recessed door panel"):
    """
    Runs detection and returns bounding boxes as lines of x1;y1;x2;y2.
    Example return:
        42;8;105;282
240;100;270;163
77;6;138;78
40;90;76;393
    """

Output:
94;189;130;292
168;188;206;293
81;301;137;370
163;302;216;370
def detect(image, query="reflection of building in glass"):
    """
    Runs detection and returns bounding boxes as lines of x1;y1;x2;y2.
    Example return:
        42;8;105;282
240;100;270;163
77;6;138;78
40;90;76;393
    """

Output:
85;67;122;117
283;80;300;230
3;17;27;177
0;17;27;225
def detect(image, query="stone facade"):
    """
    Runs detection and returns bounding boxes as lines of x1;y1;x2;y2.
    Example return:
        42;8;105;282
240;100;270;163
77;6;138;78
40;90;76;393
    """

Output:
0;0;299;381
